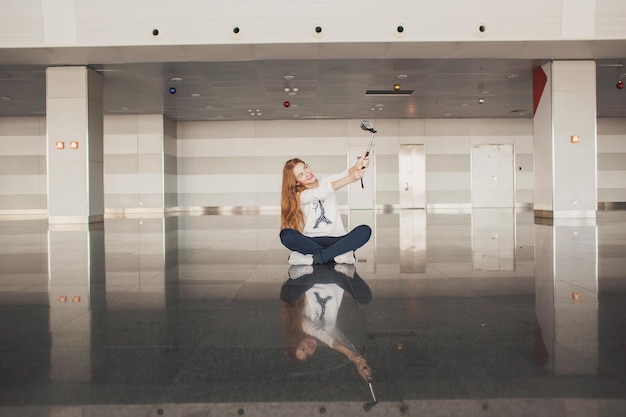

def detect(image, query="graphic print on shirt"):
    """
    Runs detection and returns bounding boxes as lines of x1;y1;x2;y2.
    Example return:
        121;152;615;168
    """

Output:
314;292;333;325
313;199;332;229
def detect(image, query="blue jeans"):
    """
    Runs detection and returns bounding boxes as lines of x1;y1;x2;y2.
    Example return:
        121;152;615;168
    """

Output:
280;225;372;264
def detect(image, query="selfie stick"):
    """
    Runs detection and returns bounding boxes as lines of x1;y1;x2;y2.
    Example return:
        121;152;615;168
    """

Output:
359;121;377;189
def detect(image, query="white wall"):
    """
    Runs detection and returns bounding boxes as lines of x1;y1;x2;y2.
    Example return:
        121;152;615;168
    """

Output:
0;117;47;214
2;116;625;215
175;118;534;210
1;0;624;48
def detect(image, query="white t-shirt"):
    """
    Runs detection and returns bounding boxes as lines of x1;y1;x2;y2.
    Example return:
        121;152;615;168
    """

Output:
302;283;352;349
299;171;347;237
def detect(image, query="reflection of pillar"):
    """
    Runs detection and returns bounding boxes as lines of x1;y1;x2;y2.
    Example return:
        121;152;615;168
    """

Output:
472;209;515;271
48;223;106;381
534;219;598;375
105;217;179;309
348;210;375;272
399;210;426;273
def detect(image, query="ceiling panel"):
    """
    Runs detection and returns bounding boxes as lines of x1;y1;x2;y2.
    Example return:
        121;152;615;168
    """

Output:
0;57;623;121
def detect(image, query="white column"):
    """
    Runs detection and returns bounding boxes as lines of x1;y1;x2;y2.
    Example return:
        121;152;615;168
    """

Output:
533;61;597;219
47;66;104;224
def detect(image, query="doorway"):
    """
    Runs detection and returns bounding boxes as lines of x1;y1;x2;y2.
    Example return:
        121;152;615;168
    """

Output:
471;144;514;208
399;144;426;209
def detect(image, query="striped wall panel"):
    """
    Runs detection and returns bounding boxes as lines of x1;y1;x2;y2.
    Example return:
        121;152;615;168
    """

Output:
0;117;47;212
598;119;626;202
1;116;625;215
103;115;165;212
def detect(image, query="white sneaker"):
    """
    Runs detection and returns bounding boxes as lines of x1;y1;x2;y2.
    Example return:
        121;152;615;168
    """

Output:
334;251;355;264
289;265;314;279
288;251;314;266
334;263;355;278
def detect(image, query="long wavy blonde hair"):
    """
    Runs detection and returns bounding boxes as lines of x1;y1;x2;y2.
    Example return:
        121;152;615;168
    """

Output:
281;158;306;231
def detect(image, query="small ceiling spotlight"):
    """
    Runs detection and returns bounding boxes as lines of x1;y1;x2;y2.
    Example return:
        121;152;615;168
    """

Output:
478;97;485;104
284;87;299;96
617;80;625;90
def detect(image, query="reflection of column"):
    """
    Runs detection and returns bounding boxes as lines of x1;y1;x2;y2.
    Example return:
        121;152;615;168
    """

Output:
534;219;598;375
348;210;375;272
472;209;515;271
399;210;426;273
48;223;106;381
105;217;178;310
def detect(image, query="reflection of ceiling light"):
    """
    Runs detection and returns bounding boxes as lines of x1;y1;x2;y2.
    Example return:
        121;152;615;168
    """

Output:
0;96;10;101
191;93;200;97
171;77;183;83
397;74;408;80
508;74;519;79
283;75;295;80
481;90;490;94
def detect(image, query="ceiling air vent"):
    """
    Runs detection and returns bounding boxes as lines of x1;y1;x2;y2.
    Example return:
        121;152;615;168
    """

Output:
365;89;414;95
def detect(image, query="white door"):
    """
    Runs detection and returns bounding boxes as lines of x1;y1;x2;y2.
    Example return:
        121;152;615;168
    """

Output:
399;145;426;209
471;144;514;208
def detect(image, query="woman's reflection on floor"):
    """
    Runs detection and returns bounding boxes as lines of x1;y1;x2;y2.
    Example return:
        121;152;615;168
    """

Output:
280;263;373;383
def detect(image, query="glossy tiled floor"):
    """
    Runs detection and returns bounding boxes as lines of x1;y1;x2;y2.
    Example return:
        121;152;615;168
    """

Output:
0;209;625;417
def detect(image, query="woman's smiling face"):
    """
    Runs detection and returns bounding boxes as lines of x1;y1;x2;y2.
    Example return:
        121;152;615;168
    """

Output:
293;162;316;187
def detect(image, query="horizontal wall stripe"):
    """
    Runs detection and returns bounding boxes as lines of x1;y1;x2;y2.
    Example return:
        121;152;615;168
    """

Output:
598;135;626;152
422;137;471;154
137;154;163;174
0;137;46;156
426;172;471;190
598;153;626;170
0;156;45;175
0;175;46;194
104;193;164;208
598;171;626;188
104;154;137;173
427;155;470;172
0;195;46;210
426;190;472;203
375;154;399;173
598;189;626;200
105;174;164;193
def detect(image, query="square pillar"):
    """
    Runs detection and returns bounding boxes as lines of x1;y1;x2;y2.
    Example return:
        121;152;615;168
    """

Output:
533;60;597;219
47;66;104;224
